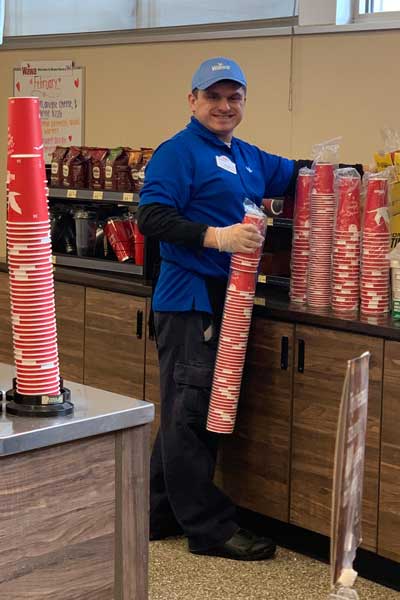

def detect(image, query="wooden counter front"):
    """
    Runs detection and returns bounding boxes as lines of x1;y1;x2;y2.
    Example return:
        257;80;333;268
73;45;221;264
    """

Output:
0;365;153;600
1;264;400;565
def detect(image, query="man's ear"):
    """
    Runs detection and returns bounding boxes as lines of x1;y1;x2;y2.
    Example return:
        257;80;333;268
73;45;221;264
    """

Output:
188;92;196;113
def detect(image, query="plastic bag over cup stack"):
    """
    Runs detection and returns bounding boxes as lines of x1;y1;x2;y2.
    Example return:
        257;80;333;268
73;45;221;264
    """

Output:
206;199;266;434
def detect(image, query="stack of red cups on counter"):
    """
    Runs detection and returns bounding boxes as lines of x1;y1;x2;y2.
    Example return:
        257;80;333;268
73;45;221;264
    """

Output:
307;163;336;308
206;208;266;434
289;169;313;304
331;170;361;312
360;174;391;315
7;97;61;397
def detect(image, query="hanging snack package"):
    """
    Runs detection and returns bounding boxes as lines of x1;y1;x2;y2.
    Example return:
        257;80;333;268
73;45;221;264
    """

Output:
89;148;109;190
128;149;144;192
62;146;89;189
374;127;400;250
50;146;69;187
134;147;154;191
104;147;132;191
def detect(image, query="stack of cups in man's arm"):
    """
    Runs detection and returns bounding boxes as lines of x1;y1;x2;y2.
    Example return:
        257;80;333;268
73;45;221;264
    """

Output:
206;207;266;434
6;97;72;415
331;169;361;313
307;163;336;308
289;168;313;304
360;172;391;315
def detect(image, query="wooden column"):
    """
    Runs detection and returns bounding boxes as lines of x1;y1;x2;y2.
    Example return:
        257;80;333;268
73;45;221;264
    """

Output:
115;423;151;600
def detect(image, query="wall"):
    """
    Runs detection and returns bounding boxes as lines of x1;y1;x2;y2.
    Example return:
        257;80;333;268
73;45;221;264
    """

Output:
0;29;399;255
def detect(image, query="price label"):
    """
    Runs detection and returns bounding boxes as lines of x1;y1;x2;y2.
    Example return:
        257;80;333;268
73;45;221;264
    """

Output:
122;192;134;202
67;189;77;198
254;297;266;306
267;217;274;227
52;255;57;264
258;274;267;284
92;191;103;200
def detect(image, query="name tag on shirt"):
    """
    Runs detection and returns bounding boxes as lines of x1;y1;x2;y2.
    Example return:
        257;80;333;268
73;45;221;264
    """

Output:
216;155;237;175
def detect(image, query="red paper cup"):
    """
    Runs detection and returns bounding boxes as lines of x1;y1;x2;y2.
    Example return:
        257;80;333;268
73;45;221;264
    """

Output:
294;174;313;227
17;386;61;396
8;97;44;156
15;350;58;360
7;221;50;230
7;155;49;223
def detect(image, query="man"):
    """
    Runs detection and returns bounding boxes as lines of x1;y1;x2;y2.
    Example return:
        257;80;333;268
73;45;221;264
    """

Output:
138;56;361;561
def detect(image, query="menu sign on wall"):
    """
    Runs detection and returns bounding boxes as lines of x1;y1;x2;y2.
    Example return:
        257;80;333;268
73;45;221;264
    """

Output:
13;60;84;163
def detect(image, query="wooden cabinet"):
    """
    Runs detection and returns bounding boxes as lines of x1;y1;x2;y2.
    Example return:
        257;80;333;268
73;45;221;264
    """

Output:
54;282;85;383
0;272;13;365
144;298;160;443
219;318;294;522
378;340;400;562
84;288;146;399
290;325;383;551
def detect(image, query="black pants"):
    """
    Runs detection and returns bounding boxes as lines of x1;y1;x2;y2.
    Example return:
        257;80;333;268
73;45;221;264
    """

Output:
150;311;238;551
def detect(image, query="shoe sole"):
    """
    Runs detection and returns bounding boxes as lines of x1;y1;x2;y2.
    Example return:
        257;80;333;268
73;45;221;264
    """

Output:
150;533;184;541
191;546;276;561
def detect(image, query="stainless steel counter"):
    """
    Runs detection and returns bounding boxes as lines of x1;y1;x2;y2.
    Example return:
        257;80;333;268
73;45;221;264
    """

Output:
0;362;154;457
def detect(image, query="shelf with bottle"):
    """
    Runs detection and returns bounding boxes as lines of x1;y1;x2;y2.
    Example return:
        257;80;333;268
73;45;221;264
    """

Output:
49;197;146;278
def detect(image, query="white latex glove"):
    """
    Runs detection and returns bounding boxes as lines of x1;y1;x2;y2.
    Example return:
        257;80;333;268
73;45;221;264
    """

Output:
214;223;264;253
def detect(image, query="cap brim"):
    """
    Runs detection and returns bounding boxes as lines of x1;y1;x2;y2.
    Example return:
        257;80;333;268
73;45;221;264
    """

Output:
195;74;247;90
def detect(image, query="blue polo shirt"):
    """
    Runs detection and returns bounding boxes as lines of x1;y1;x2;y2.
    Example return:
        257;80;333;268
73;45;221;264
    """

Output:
139;117;294;313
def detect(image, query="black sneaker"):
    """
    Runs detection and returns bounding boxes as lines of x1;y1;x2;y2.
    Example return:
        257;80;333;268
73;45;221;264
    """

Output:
190;528;276;561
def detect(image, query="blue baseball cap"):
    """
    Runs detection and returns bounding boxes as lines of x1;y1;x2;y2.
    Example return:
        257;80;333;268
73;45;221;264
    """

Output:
191;57;247;91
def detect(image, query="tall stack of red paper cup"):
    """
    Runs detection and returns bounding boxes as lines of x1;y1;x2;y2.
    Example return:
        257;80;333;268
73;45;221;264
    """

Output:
7;97;61;398
331;172;361;312
290;169;313;303
360;176;391;315
307;163;336;308
206;211;265;434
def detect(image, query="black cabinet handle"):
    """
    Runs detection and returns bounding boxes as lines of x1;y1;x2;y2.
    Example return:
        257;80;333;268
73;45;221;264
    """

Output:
280;336;289;370
297;339;305;373
136;310;143;339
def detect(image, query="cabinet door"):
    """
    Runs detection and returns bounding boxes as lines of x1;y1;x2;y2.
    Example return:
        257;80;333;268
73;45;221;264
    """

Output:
378;340;400;562
218;318;294;522
55;282;85;383
291;325;383;551
84;288;145;399
0;272;13;364
144;298;160;443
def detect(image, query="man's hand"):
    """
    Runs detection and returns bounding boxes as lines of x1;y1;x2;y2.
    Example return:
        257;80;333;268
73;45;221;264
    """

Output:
203;224;264;253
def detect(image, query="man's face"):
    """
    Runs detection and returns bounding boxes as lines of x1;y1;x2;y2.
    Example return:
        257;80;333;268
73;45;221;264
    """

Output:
188;81;246;141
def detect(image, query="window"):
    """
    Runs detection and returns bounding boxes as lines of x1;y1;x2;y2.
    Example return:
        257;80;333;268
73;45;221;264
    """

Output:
136;0;297;28
358;0;400;15
4;0;136;36
3;0;297;38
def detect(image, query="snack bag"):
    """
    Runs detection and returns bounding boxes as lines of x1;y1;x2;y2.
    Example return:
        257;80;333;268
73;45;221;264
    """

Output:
374;128;400;249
